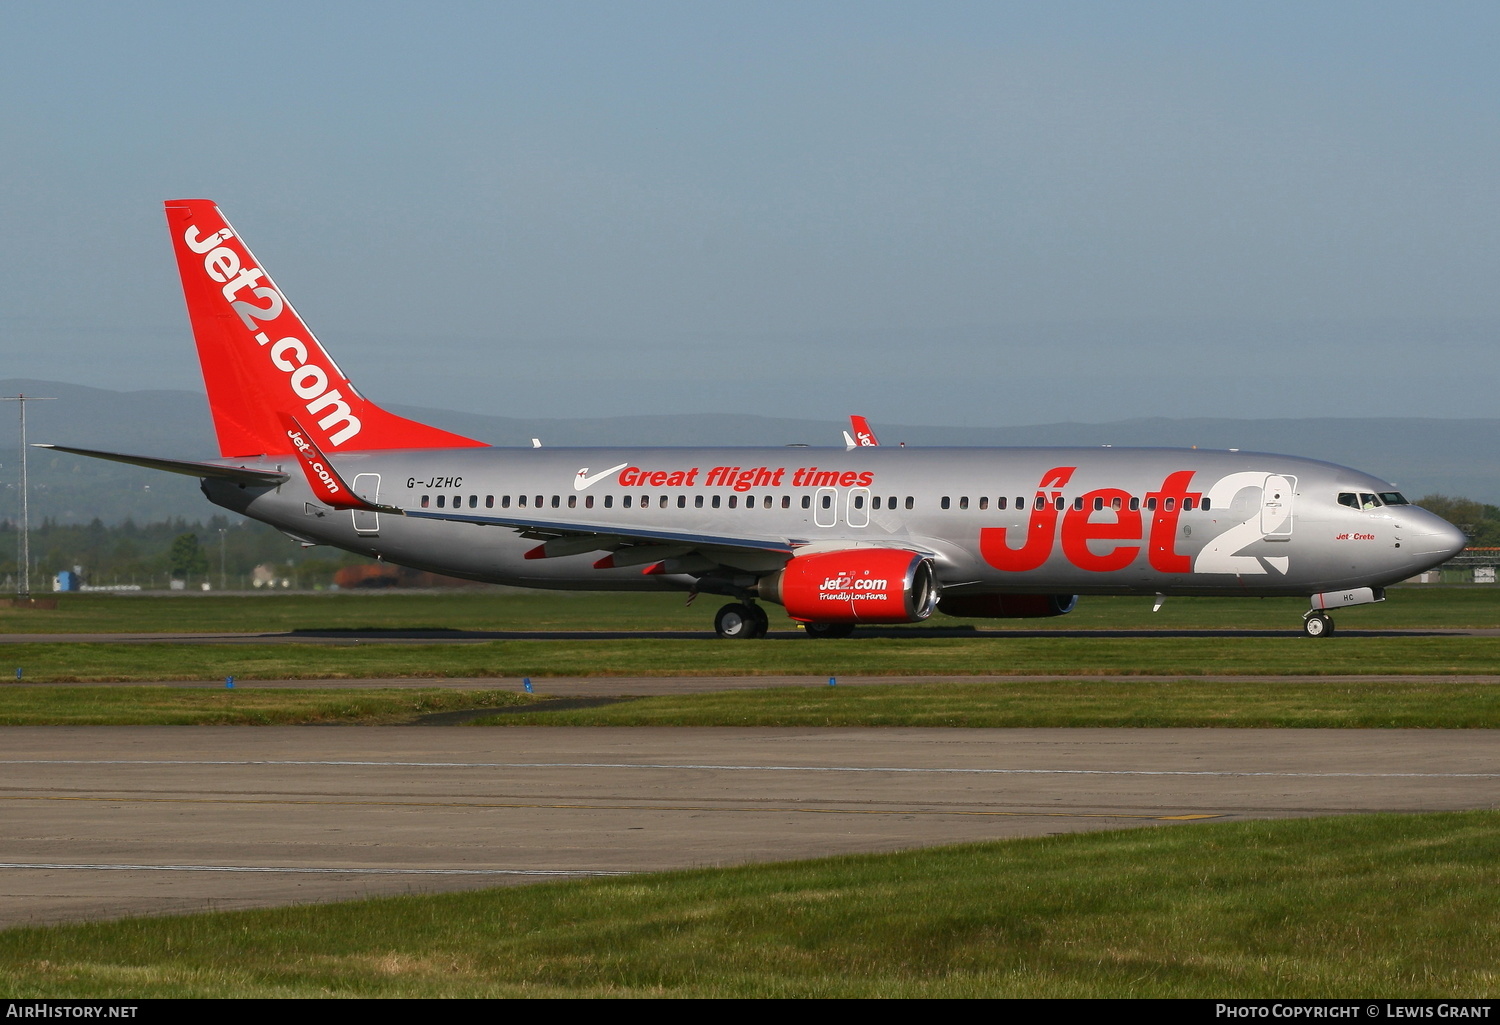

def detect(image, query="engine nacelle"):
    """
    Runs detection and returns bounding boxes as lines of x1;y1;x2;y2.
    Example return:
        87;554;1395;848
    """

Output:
938;594;1078;619
758;549;939;624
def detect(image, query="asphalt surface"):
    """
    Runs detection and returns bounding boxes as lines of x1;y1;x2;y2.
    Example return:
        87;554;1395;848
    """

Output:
2;725;1495;929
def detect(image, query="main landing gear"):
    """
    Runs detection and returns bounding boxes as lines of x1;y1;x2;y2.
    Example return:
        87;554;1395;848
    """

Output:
1302;611;1335;638
714;602;769;639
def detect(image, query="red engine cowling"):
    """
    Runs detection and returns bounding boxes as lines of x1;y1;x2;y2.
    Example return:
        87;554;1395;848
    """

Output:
759;549;939;624
938;594;1078;618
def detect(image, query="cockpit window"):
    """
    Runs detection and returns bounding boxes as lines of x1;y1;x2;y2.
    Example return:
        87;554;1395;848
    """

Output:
1338;493;1359;508
1379;492;1409;505
1360;493;1383;509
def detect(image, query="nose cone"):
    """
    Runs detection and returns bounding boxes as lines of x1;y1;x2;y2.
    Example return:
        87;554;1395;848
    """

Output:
1407;509;1468;563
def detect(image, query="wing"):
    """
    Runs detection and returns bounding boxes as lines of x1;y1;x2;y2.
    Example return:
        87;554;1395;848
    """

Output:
403;506;802;573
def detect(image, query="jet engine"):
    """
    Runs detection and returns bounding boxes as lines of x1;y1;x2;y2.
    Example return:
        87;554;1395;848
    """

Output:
757;549;939;623
937;594;1078;618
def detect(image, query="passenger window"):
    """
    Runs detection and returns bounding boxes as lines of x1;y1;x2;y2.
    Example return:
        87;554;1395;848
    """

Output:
1093;497;1104;511
485;495;493;509
502;495;510;508
1055;497;1065;511
677;495;685;508
887;496;896;508
941;497;951;510
959;497;969;510
1111;497;1121;511
1016;497;1025;510
872;496;881;510
1146;498;1157;511
821;495;832;509
518;494;527;507
640;493;649;507
604;495;613;508
1165;498;1176;511
905;497;914;510
713;495;722;508
567;495;576;508
801;496;811;509
1073;497;1084;511
1183;498;1194;511
534;495;542;508
1129;497;1139;511
997;497;1007;510
436;495;446;508
585;496;594;509
660;495;668;509
421;495;430;508
469;495;478;508
695;495;704;508
979;497;988;510
1202;498;1211;511
623;496;632;508
854;494;865;509
551;495;560;508
729;495;738;508
782;496;791;509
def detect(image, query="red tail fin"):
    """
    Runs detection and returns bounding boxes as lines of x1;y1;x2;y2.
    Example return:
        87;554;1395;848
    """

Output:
165;200;486;457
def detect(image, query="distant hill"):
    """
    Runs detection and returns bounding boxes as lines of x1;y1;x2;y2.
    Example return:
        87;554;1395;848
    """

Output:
1;378;1495;524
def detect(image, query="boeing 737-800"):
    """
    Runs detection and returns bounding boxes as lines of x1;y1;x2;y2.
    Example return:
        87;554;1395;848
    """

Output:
44;200;1467;638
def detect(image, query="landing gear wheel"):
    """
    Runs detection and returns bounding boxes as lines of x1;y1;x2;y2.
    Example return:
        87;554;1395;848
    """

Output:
744;603;769;638
1303;613;1334;638
803;621;856;639
715;602;766;639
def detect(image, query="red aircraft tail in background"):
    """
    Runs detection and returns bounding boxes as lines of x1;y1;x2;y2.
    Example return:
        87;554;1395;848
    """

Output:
165;199;486;458
845;415;879;447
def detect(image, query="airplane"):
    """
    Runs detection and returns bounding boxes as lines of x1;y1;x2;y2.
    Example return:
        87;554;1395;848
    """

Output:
42;199;1468;640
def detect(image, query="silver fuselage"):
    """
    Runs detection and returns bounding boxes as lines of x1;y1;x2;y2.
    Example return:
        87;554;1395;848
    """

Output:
204;445;1466;598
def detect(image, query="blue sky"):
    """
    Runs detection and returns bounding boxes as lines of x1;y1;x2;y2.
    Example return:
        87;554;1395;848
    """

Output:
2;2;1498;426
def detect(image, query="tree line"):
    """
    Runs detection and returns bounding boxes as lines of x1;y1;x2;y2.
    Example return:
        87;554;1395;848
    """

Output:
0;516;370;591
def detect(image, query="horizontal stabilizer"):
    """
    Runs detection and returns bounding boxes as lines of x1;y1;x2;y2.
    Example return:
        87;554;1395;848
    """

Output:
35;444;289;486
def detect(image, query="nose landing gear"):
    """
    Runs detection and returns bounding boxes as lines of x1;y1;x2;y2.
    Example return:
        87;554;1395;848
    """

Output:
1302;611;1334;638
714;602;769;639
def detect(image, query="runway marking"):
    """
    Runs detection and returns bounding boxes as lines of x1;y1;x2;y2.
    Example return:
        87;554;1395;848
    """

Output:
3;759;1496;779
0;795;1217;820
0;862;621;877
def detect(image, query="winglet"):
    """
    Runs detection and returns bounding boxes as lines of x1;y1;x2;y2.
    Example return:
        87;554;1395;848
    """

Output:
279;413;400;513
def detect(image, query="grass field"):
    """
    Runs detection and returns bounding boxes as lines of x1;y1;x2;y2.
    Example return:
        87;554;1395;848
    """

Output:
2;812;1494;998
3;634;1500;683
0;687;527;725
481;678;1500;729
4;586;1500;634
1;677;1494;727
